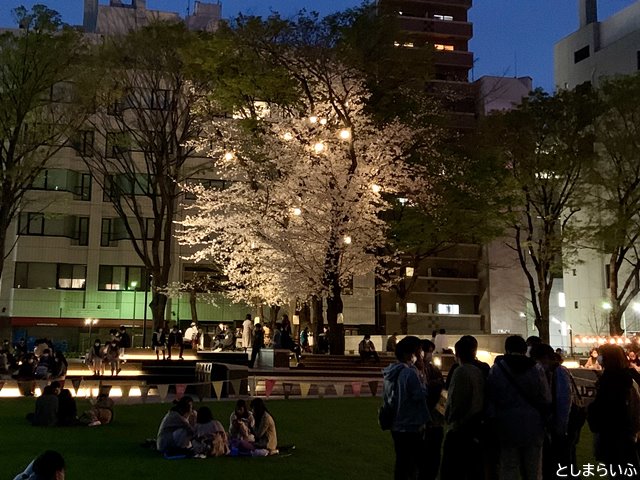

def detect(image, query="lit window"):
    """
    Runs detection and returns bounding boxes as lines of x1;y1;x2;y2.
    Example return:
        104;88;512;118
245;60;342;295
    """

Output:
407;303;417;314
437;304;459;314
558;292;566;308
434;44;455;51
434;14;453;21
405;267;415;277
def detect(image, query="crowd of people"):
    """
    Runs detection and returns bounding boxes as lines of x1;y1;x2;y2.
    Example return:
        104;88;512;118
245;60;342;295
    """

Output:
1;338;68;394
25;380;115;428
155;396;279;458
85;326;131;376
383;334;640;480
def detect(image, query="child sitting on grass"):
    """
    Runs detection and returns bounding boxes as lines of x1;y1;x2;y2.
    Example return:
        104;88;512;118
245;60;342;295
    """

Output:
192;406;229;458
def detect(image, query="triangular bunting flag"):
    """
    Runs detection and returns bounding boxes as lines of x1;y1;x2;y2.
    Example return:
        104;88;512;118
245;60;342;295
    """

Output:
231;379;241;397
249;377;256;396
317;385;325;398
0;381;4;393
282;382;293;399
351;382;361;397
71;379;82;394
265;379;276;398
334;383;345;397
299;383;311;398
139;385;151;403
175;384;187;401
120;385;131;399
157;384;169;401
212;381;224;400
368;380;379;397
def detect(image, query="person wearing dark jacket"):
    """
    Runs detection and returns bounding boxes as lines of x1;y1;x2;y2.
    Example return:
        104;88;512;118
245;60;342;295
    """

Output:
249;323;264;368
441;336;486;480
587;344;640;473
444;335;490;390
486;335;551;480
13;450;65;480
167;325;184;360
382;336;430;480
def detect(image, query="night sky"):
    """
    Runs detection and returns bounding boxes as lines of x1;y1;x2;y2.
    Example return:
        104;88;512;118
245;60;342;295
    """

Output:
0;0;637;92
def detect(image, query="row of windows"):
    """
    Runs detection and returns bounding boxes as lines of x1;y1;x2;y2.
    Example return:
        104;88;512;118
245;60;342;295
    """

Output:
13;263;214;291
18;213;89;246
31;169;91;201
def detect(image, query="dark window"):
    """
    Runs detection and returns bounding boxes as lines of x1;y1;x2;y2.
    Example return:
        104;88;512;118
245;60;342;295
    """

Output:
19;212;45;235
184;179;227;200
77;173;92;201
105;132;130;158
77;217;89;246
605;264;611;289
637;51;640;70
14;262;83;289
574;301;579;309
101;218;113;247
574;45;590;64
71;130;94;156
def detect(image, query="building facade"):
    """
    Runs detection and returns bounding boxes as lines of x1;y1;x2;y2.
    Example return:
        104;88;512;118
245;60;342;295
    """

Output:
555;0;640;341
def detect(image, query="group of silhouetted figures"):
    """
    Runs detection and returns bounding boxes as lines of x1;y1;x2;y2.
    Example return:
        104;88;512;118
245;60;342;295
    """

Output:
383;334;640;480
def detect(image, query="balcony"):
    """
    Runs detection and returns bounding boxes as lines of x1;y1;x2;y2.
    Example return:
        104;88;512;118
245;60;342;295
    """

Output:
384;312;483;334
398;17;472;39
433;50;473;69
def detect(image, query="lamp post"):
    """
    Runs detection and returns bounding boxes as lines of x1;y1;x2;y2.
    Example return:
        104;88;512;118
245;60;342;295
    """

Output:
85;318;98;351
142;272;150;348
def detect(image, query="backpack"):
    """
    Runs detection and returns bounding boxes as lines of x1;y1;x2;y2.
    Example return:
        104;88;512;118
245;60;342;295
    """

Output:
378;368;401;430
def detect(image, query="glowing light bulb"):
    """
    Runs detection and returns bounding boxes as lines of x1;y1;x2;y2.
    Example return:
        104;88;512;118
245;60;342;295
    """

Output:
371;184;381;193
292;207;302;216
339;129;351;140
319;118;327;125
343;235;352;245
314;142;325;154
224;152;234;161
309;116;318;124
283;132;293;141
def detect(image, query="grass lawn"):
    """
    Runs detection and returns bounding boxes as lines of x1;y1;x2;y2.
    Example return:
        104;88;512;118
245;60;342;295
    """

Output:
2;397;394;480
2;396;598;479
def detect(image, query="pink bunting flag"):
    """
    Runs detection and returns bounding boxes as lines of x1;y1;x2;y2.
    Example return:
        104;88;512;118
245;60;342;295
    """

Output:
265;379;276;398
175;384;187;401
351;382;361;397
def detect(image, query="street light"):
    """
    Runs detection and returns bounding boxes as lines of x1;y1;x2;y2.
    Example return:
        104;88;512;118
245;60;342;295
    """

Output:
85;318;98;350
130;281;138;323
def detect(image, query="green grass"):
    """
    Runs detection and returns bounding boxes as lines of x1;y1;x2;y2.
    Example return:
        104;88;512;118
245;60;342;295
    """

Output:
2;397;394;480
1;396;599;479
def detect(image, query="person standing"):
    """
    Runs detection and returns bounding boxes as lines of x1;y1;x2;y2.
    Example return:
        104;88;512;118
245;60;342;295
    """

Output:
152;327;167;360
118;326;131;364
248;323;264;369
440;337;486;480
382;336;430;480
486;335;551;480
167;325;184;360
587;344;640;474
242;314;253;352
183;322;198;351
386;332;398;353
300;326;310;353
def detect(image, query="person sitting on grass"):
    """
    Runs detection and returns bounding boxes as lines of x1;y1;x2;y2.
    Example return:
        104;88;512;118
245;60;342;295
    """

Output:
79;393;115;426
229;399;256;452
57;389;78;426
27;384;59;427
156;396;196;456
13;450;65;480
193;406;228;458
249;398;278;456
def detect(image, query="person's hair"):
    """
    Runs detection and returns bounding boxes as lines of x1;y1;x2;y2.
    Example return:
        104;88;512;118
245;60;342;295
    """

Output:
172;396;193;415
50;381;61;391
32;450;65;479
120;325;126;330
439;328;446;334
529;343;555;362
505;335;527;355
250;397;270;423
455;337;477;363
525;336;543;347
395;336;421;362
459;335;479;355
420;339;435;353
197;406;213;424
246;313;252;320
364;334;371;340
42;349;50;355
59;389;73;401
42;385;55;395
432;330;437;337
600;344;630;370
234;399;249;417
